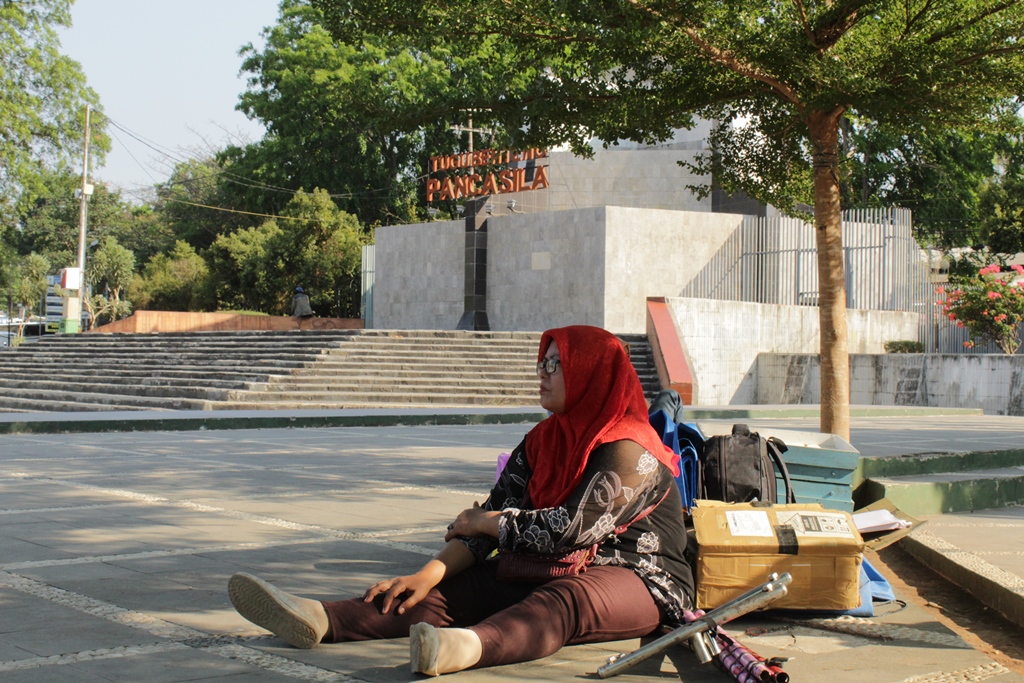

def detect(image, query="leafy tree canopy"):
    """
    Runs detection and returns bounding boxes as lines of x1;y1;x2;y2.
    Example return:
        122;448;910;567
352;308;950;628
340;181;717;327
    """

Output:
153;156;260;252
207;188;367;315
840;122;1022;251
128;240;213;313
225;0;481;228
979;138;1024;256
85;235;134;328
0;0;106;225
15;169;142;268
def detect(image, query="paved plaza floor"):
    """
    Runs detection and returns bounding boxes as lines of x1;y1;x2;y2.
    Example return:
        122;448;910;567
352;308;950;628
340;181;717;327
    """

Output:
1;418;1023;682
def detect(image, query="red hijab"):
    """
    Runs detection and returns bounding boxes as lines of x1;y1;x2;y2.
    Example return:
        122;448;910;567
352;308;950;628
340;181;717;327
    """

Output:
524;325;680;509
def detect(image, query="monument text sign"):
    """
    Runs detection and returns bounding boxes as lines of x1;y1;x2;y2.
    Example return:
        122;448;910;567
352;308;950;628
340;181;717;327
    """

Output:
426;148;548;202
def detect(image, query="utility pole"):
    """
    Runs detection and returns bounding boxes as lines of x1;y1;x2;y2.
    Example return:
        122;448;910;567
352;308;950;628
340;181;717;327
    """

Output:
77;104;91;276
450;113;493;175
62;104;91;334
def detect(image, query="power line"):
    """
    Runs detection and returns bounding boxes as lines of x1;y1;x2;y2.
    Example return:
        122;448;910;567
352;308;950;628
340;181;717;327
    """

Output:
101;114;432;202
164;198;333;222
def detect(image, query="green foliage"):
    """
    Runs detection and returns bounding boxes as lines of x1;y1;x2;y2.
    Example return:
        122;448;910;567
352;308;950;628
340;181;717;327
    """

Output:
840;125;1013;250
10;252;50;315
940;265;1024;354
979;139;1024;255
206;219;282;313
883;340;925;354
85;236;134;328
14;170;144;267
0;0;107;224
206;189;366;315
225;0;469;227
128;241;213;312
315;0;1024;209
153;157;259;251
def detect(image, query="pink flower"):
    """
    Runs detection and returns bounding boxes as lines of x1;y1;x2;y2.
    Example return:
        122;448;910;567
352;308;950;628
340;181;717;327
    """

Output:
963;340;975;348
980;264;1002;275
947;313;957;320
988;291;1002;299
935;286;945;294
956;321;965;328
1013;264;1024;275
995;313;1008;323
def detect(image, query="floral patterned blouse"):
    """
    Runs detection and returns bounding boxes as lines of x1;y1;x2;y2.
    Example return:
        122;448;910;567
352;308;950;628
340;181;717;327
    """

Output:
459;437;696;625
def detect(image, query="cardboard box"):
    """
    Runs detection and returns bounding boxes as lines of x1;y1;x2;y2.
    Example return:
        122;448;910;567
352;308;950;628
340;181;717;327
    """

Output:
693;500;864;611
855;498;924;552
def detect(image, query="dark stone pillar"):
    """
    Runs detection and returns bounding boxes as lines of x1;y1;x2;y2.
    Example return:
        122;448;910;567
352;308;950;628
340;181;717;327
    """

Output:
456;197;490;331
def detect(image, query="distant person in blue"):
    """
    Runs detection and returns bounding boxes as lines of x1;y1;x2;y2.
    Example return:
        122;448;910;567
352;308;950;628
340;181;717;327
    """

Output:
291;287;314;319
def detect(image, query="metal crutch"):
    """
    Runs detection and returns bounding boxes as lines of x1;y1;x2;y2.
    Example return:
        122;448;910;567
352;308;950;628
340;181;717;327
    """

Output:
596;572;792;679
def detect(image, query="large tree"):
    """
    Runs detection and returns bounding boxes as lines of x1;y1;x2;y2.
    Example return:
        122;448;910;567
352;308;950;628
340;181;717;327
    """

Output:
16;169;148;268
316;0;1024;439
1;0;105;228
226;0;468;228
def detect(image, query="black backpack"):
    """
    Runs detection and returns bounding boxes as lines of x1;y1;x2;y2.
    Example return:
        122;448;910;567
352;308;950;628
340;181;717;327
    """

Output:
699;424;795;504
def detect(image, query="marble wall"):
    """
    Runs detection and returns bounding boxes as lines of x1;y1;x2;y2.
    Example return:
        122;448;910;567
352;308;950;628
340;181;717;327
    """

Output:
666;297;920;405
372;207;746;332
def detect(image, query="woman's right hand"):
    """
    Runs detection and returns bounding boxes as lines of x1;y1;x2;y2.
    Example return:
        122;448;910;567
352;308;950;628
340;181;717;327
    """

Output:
363;562;445;615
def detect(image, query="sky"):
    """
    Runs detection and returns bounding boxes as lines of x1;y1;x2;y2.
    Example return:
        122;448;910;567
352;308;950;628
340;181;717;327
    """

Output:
59;0;283;201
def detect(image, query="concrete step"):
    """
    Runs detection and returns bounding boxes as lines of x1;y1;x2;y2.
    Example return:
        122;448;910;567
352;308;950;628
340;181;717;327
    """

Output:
231;385;539;402
262;376;536;390
0;397;155;412
0;388;206;411
0;378;230;400
265;370;533;383
0;357;313;371
860;466;1024;516
213;394;537;409
1;349;328;362
0;374;258;391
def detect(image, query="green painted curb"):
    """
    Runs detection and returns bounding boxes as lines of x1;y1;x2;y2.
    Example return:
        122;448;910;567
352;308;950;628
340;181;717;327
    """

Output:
860;449;1024;478
860;471;1024;516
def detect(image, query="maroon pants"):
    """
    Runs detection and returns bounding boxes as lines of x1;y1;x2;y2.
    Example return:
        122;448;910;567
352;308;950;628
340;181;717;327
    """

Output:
322;564;662;668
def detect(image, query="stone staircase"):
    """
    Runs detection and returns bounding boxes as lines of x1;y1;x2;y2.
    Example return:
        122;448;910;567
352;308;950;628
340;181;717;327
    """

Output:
0;329;662;412
620;333;661;400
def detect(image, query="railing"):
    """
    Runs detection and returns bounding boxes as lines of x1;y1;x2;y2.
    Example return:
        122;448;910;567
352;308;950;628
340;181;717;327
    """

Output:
679;207;1012;353
681;208;925;309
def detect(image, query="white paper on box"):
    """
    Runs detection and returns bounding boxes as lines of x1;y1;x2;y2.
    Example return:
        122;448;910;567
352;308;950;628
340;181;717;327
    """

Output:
725;510;774;537
775;511;854;538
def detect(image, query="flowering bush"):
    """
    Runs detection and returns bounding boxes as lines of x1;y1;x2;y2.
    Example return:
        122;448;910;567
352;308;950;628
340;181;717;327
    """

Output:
939;264;1024;354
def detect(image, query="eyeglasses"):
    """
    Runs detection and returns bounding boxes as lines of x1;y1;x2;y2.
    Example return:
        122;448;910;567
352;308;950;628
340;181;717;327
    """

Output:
536;357;561;376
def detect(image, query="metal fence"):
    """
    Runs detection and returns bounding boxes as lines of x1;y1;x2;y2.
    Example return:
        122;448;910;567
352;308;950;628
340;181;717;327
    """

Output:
679;207;1007;353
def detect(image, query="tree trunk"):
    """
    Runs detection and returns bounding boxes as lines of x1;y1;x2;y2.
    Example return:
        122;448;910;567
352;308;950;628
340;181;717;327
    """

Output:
808;109;850;441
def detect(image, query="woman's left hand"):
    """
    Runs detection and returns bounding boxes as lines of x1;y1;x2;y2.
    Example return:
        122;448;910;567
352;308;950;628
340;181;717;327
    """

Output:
445;501;501;541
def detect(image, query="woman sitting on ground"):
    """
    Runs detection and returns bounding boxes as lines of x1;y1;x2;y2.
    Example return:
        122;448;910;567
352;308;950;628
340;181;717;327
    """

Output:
228;325;695;676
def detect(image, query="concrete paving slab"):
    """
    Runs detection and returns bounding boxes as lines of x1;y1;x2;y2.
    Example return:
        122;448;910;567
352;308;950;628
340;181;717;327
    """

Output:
69;646;261;682
2;418;1023;682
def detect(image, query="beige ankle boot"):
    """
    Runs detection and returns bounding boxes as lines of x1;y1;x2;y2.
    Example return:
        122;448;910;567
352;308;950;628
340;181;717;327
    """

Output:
410;623;482;676
228;572;329;649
